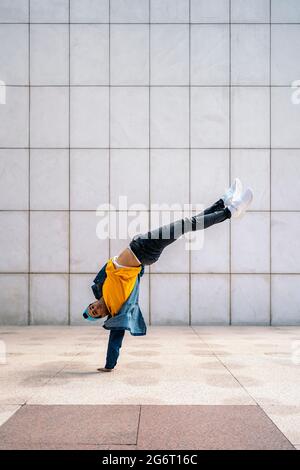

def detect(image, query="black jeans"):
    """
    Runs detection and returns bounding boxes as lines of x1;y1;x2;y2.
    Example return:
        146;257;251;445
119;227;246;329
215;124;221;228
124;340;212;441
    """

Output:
129;199;231;266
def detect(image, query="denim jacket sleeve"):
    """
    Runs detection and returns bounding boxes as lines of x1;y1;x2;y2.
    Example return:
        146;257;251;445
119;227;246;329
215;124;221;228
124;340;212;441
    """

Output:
91;263;107;299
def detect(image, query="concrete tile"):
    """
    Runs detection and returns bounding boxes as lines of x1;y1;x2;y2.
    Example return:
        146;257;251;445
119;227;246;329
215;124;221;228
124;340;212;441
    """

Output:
111;25;149;86
0;150;28;210
70;149;109;210
151;25;189;85
30;25;68;85
30;87;68;148
231;87;270;148
271;275;300;325
191;87;229;148
271;213;300;274
231;149;270;211
191;221;230;273
231;212;270;274
231;275;270;325
30;149;69;210
272;0;300;23
27;358;253;406
150;274;189;325
111;87;149;148
0;0;28;22
272;25;300;86
263;406;300;446
70;87;109;148
0;87;28;147
70;24;109;85
0;275;28;326
3;326;300;410
150;149;189;207
109;209;149;249
151;87;189;148
0;405;140;446
219;355;300;406
191;149;229;209
30;274;69;325
70;211;109;272
0;212;28;272
191;0;229;23
110;150;149;209
231;0;270;23
18;327;251;406
109;210;149;250
272;150;300;211
272;87;300;148
0;25;28;85
0;372;54;405
231;25;269;85
30;212;69;273
138;405;294;449
151;0;189;23
70;0;109;23
191;24;229;86
30;0;69;22
110;0;149;22
191;274;230;325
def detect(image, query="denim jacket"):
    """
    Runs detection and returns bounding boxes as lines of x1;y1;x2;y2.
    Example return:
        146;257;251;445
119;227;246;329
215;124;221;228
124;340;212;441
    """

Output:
84;262;147;336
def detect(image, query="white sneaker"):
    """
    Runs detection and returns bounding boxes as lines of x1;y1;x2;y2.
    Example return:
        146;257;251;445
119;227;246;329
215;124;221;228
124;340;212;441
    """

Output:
222;178;243;206
228;188;253;218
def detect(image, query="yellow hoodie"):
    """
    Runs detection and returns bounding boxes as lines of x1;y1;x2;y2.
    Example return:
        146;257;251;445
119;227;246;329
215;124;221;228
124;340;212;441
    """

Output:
102;257;141;316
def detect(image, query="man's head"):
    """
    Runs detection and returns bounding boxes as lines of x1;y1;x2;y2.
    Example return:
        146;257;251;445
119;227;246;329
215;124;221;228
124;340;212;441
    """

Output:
87;297;109;319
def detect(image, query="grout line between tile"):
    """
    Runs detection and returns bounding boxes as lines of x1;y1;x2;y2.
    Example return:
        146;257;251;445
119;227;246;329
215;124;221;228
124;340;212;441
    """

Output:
108;0;111;260
229;0;232;325
2;22;300;25
68;0;71;325
28;0;31;325
188;0;191;326
148;0;151;325
2;84;298;88
2;146;300;150
269;0;272;326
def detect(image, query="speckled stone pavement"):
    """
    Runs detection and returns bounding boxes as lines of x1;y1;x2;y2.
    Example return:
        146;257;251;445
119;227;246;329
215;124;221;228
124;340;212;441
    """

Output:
0;326;299;449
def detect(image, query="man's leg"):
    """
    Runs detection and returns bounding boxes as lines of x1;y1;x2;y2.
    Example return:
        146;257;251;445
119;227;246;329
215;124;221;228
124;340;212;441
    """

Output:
203;198;225;215
101;329;125;371
115;199;227;269
129;203;231;266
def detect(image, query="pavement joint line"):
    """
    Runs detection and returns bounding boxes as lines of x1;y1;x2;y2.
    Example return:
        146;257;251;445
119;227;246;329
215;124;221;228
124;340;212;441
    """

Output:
189;328;298;447
135;405;142;446
258;406;296;449
190;326;259;406
27;346;93;404
189;327;299;443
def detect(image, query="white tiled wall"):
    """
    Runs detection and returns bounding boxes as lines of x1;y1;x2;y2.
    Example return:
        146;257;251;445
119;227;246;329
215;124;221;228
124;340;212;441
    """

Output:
0;1;300;325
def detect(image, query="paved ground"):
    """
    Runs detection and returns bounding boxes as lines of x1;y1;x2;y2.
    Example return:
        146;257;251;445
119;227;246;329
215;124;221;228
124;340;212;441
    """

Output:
0;326;299;449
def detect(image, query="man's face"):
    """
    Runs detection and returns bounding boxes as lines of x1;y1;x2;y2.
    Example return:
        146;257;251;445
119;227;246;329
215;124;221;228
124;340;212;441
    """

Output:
88;297;109;318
